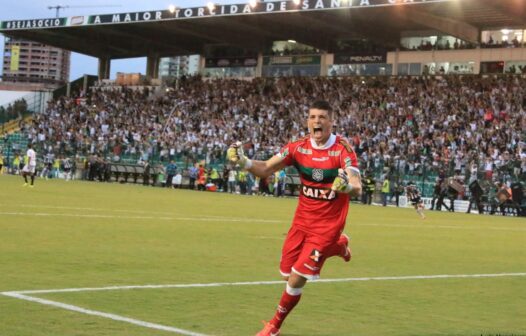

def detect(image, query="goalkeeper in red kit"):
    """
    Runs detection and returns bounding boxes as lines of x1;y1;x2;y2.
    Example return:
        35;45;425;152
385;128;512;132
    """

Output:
227;100;362;336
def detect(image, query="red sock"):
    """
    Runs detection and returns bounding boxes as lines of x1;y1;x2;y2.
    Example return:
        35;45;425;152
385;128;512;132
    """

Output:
270;290;302;328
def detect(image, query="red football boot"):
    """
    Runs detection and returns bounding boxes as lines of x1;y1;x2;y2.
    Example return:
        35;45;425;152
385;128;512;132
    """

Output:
255;321;280;336
338;234;352;262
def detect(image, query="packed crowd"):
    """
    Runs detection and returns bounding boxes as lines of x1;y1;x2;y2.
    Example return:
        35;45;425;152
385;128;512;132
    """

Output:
12;75;526;186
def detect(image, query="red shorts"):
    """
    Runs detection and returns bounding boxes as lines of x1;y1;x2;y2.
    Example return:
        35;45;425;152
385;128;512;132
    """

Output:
279;226;340;280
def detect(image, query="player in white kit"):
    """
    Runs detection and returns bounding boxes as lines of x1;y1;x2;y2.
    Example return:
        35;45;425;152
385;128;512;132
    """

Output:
22;143;37;187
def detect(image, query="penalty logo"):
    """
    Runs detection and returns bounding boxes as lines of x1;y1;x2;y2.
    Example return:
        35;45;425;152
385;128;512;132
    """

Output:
312;168;323;182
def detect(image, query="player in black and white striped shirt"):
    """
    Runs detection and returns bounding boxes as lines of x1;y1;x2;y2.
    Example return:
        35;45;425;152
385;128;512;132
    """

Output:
63;157;73;181
406;182;426;219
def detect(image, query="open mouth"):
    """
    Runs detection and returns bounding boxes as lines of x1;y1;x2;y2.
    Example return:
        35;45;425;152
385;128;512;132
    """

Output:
313;127;323;135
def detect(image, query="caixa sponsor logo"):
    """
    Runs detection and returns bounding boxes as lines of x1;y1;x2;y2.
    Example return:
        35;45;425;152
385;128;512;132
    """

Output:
302;185;336;201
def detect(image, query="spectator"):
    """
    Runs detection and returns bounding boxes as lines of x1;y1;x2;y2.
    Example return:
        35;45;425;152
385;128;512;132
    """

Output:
165;160;177;188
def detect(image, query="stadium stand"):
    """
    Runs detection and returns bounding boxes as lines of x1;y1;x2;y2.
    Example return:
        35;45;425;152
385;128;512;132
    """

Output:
1;0;524;215
1;75;524;214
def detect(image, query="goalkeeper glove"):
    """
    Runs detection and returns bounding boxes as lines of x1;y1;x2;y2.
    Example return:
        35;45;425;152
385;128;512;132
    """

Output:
331;169;353;193
226;141;252;170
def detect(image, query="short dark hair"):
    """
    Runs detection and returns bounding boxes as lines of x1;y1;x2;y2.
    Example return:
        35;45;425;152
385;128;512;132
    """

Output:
311;100;331;111
310;100;333;118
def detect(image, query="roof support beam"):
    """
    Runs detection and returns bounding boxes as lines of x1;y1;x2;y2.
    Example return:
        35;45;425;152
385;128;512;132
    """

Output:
98;57;111;80
403;7;480;44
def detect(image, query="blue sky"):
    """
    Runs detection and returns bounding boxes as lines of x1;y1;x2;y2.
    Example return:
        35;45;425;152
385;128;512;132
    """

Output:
0;0;238;80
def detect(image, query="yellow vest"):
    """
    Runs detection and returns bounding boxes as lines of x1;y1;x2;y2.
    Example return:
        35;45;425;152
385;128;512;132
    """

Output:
238;171;247;182
382;180;390;193
210;169;219;179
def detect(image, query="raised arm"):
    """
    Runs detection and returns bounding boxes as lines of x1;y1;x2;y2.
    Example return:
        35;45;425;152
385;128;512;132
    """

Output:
226;142;287;179
246;155;287;179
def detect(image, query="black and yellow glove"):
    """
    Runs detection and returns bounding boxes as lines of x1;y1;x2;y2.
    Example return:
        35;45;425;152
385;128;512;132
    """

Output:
331;169;353;193
226;141;251;169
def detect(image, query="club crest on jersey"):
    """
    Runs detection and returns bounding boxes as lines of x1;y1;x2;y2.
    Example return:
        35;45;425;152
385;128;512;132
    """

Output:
328;150;341;157
312;168;324;182
302;185;337;201
310;249;323;263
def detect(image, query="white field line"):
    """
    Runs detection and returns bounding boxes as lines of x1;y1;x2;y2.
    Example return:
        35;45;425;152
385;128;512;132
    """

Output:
0;204;282;222
5;204;182;215
1;292;209;336
1;210;524;232
0;211;281;223
1;203;524;231
4;272;526;295
8;204;240;218
356;222;526;232
2;272;525;336
255;236;284;240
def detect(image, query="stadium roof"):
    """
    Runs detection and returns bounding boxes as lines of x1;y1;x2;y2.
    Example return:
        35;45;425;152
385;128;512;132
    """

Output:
1;0;525;59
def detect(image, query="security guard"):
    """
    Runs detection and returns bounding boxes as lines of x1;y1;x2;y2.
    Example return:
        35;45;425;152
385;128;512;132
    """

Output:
364;173;376;205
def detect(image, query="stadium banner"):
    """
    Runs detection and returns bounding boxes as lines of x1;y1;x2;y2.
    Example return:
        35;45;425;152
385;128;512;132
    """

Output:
263;55;321;66
10;45;20;71
1;18;67;30
205;57;258;68
334;53;387;64
1;0;450;30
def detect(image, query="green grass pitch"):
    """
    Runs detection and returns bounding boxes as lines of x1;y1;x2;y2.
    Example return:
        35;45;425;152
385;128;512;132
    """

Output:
0;174;525;336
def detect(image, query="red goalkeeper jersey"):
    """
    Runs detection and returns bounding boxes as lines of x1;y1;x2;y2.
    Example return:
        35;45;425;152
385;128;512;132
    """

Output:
278;134;360;242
